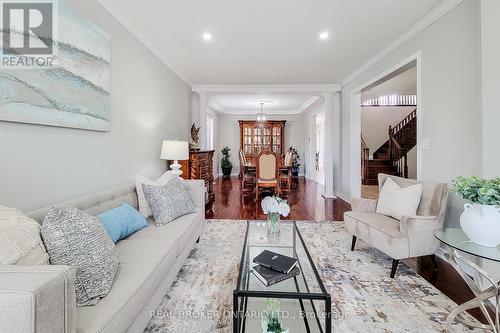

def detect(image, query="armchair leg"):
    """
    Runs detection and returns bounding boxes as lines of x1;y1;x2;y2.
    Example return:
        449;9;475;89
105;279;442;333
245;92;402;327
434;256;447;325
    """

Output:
390;259;399;279
430;254;438;272
351;236;357;251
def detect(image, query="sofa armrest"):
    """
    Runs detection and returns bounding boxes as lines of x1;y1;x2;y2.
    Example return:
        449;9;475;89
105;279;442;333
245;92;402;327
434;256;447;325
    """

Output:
182;179;205;209
400;215;439;235
351;198;378;213
0;265;76;333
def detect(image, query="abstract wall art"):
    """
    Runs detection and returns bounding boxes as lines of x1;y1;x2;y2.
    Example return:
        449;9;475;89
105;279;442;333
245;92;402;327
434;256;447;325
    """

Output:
0;0;111;131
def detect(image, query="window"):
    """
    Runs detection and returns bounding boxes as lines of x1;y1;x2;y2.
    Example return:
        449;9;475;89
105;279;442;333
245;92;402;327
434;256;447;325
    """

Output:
206;113;214;150
362;94;417;107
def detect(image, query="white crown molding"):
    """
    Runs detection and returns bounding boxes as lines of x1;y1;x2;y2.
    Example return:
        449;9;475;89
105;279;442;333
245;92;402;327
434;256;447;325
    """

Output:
299;96;321;113
341;0;464;86
97;0;192;86
192;84;340;94
217;109;304;115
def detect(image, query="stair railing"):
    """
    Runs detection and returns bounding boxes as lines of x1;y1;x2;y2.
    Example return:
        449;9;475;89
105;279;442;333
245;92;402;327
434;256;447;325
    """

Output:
388;109;416;179
361;135;369;182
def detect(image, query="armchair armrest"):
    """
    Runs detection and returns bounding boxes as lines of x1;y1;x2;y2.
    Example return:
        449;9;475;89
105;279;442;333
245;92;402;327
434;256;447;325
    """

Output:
0;265;76;333
182;179;205;209
351;198;378;213
400;215;439;235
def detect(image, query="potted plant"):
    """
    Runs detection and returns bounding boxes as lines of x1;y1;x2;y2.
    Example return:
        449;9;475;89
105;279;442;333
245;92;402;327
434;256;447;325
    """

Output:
290;147;301;177
221;146;233;178
261;196;290;237
452;176;500;247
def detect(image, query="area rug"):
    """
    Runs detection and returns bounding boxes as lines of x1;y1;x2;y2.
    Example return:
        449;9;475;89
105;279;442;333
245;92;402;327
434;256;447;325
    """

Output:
145;220;479;333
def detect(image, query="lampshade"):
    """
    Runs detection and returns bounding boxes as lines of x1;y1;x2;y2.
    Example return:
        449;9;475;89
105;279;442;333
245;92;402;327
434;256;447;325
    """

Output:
160;140;189;160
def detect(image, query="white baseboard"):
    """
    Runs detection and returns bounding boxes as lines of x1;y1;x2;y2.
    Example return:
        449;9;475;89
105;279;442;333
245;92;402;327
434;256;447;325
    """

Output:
334;190;351;203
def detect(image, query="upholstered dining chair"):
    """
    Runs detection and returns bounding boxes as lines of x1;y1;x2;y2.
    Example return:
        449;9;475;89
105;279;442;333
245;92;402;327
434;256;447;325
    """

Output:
344;173;449;278
256;150;279;200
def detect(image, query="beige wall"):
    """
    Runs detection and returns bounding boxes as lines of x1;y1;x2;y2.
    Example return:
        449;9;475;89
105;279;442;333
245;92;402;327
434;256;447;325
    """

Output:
481;0;500;178
0;0;191;211
341;0;482;227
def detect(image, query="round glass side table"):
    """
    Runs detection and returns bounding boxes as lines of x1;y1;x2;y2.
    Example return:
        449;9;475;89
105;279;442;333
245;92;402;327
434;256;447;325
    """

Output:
434;228;500;332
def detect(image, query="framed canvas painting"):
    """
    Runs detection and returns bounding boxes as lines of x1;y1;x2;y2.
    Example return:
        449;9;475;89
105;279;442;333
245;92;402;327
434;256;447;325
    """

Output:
0;0;111;131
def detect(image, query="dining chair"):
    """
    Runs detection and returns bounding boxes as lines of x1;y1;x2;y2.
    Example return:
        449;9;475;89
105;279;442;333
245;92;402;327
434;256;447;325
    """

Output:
239;149;255;201
256;150;279;200
279;149;293;194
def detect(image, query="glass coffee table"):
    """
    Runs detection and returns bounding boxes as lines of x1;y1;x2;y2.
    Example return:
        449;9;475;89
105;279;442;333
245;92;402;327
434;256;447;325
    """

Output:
233;221;331;333
434;228;500;332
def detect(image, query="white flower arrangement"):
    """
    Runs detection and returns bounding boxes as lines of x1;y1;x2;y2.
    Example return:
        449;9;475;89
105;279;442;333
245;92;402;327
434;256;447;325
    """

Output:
261;196;290;217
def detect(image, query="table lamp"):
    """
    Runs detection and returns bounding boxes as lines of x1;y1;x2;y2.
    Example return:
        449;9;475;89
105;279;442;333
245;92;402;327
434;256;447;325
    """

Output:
160;140;189;178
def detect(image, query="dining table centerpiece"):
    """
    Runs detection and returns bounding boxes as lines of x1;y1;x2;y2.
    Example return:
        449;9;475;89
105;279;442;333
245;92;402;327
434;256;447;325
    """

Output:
261;196;290;237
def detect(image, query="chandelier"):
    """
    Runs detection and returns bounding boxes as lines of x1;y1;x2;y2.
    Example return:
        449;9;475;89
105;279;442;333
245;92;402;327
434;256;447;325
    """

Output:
256;102;267;123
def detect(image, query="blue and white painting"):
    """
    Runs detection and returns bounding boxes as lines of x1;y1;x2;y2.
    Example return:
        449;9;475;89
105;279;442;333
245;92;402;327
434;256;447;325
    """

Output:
0;1;111;131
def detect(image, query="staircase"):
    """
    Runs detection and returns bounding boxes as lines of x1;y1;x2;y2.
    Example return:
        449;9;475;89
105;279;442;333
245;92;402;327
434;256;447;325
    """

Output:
362;109;416;185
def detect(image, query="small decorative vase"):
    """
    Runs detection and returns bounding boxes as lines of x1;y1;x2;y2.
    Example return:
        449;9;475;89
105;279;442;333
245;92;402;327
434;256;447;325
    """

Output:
267;213;281;237
460;203;500;247
261;299;289;333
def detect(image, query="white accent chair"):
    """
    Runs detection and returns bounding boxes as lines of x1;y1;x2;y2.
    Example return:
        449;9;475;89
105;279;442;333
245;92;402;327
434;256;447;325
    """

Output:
344;174;449;278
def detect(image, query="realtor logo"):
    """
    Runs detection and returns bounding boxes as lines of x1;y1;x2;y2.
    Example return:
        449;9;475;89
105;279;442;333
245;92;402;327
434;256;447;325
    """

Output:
1;0;58;68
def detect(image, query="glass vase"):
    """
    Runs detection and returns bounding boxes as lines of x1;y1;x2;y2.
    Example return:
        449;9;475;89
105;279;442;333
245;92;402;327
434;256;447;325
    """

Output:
267;213;280;237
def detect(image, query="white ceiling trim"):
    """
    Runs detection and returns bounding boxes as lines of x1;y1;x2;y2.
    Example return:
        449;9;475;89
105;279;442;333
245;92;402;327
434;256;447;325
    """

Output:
97;0;192;86
341;0;464;86
192;84;340;94
217;109;304;115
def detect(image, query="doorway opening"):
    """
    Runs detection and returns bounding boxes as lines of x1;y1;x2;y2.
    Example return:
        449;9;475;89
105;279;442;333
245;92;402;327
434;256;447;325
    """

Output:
349;54;422;199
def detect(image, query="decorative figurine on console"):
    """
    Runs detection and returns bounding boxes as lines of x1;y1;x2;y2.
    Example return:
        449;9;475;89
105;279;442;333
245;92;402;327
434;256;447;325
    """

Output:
190;123;201;150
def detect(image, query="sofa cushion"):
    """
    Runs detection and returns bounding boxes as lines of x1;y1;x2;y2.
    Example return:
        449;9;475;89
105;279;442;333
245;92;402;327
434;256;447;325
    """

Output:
135;173;174;218
142;178;196;225
0;205;49;265
97;203;148;243
376;177;422;220
76;237;176;333
41;205;119;307
127;209;202;257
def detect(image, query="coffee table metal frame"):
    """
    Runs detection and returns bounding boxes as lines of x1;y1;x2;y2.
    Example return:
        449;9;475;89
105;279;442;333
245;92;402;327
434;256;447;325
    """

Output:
435;230;500;332
233;221;332;333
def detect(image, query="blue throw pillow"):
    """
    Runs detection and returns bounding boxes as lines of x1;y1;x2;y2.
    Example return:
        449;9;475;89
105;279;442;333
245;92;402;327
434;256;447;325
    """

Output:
97;204;148;243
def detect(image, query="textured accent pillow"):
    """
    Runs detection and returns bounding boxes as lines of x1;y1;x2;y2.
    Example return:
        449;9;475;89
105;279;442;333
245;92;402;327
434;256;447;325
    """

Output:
142;178;196;225
0;205;49;265
376;177;423;220
135;172;174;218
41;205;119;306
97;203;148;243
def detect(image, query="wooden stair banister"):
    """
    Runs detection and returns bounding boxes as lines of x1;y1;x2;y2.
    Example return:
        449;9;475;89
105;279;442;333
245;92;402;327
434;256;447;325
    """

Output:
361;135;369;181
363;109;416;185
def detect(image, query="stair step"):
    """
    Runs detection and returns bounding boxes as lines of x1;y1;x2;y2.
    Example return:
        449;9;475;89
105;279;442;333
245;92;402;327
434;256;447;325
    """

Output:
367;165;397;172
368;159;392;166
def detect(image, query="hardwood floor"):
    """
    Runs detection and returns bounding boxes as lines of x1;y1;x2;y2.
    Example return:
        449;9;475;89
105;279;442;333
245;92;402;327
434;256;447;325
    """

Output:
209;175;489;324
209;176;350;221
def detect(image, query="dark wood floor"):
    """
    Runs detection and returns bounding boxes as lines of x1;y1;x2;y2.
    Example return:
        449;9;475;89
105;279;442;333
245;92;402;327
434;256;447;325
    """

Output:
209;176;350;221
208;176;490;324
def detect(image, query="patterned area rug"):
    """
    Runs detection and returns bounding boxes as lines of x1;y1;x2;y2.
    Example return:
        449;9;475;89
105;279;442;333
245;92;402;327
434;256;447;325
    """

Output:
145;220;479;333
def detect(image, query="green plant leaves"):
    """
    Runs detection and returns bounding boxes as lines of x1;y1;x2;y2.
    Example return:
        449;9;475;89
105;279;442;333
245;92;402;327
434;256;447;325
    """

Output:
452;176;500;205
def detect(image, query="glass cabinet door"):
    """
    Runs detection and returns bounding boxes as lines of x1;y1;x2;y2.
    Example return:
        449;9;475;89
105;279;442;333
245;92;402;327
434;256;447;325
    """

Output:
272;126;281;155
243;126;252;155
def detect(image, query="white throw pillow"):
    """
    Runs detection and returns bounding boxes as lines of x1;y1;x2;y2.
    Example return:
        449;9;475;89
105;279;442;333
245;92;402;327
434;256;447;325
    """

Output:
376;177;422;220
135;172;174;218
0;205;49;265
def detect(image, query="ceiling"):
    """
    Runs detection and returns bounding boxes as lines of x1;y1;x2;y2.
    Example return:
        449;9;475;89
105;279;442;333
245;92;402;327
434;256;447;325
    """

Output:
207;94;319;114
362;66;417;102
98;0;444;85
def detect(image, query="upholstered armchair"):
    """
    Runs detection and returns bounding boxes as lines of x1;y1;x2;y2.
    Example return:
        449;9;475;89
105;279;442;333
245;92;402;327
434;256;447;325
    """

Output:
345;174;449;278
256;150;279;199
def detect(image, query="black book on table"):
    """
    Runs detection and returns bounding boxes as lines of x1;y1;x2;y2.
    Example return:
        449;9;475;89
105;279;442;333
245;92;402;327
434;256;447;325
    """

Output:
253;250;298;274
252;265;300;287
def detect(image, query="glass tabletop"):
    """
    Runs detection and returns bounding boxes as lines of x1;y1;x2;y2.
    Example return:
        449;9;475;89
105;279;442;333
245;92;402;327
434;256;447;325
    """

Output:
235;221;330;333
236;220;328;296
434;228;500;262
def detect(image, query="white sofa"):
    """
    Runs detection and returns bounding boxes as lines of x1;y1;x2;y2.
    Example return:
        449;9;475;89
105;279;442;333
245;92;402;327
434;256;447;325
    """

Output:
0;180;205;333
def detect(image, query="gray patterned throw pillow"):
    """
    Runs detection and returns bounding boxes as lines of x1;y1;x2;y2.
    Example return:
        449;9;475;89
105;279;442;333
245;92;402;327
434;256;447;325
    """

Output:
41;205;119;306
142;178;196;225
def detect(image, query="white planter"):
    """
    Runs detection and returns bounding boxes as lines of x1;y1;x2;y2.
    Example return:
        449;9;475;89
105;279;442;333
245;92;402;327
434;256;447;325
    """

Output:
460;203;500;247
